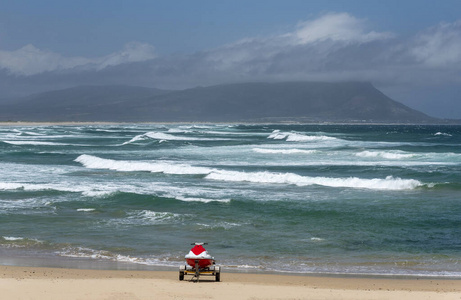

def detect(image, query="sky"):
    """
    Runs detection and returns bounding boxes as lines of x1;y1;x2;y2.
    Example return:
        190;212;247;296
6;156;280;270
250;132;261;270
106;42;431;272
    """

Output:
0;0;460;118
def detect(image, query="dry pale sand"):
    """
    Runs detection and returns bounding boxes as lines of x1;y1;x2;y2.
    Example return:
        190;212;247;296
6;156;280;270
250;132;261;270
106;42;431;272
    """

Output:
1;266;460;300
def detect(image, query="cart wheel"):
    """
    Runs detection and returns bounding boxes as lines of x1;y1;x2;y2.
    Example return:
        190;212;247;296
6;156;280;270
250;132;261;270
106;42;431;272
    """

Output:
215;266;221;282
179;265;186;281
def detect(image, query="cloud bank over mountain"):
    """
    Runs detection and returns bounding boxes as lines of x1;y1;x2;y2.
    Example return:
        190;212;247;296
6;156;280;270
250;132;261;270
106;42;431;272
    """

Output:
1;13;460;118
0;42;157;76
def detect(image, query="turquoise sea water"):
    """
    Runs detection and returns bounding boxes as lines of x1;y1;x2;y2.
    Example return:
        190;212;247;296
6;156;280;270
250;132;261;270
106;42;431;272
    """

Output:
0;124;460;276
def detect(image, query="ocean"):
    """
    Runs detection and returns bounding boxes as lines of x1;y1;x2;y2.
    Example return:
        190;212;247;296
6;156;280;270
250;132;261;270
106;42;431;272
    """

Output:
0;123;460;277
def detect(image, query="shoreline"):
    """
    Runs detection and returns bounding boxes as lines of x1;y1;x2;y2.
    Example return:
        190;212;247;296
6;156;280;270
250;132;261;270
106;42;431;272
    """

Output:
1;265;460;300
2;247;460;280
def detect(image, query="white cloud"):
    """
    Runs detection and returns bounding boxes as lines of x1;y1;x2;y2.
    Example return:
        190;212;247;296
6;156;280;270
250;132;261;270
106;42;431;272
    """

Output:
194;14;461;90
202;12;394;74
410;21;461;67
0;44;90;76
291;12;393;44
0;42;156;76
95;42;157;70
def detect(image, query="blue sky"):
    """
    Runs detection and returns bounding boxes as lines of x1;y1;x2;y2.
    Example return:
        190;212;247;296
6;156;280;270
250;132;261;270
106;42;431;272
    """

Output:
1;0;460;118
2;0;459;55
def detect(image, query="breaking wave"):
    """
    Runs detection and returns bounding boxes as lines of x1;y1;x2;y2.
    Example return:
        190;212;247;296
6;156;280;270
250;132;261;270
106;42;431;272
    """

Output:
56;246;182;268
253;148;317;154
122;131;230;145
206;171;424;190
268;130;338;142
15;131;45;136
0;181;114;198
76;208;96;212
75;154;212;175
173;196;231;203
167;128;190;133
3;141;71;146
2;236;24;241
0;236;45;248
0;180;231;204
116;210;188;226
356;151;416;160
74;155;426;191
435;132;452;137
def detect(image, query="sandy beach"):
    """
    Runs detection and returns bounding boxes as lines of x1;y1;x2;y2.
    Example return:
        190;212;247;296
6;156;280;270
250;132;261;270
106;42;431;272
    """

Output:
1;266;460;300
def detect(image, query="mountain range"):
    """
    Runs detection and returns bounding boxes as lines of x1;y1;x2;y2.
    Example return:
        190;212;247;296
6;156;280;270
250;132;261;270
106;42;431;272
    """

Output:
0;81;442;123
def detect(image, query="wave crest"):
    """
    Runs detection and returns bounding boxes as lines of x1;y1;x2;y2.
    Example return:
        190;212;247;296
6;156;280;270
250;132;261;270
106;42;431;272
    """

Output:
268;130;338;142
75;154;212;175
122;131;230;145
75;155;426;191
356;151;416;160
206;171;423;190
253;148;317;154
3;141;70;146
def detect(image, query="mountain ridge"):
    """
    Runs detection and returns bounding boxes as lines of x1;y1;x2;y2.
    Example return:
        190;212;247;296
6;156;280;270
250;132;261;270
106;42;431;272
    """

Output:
0;81;444;123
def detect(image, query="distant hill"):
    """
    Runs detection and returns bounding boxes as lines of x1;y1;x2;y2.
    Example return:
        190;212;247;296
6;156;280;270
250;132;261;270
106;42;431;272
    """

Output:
0;82;440;123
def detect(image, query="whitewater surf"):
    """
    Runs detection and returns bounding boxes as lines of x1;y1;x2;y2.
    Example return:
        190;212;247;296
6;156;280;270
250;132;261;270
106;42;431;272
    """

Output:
1;124;460;277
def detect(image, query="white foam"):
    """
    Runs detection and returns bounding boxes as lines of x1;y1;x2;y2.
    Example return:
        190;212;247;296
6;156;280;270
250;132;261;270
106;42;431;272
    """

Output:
121;134;147;145
110;210;188;226
206;170;423;190
180;125;212;129
121;132;180;145
435;132;452;137
135;210;182;222
58;246;137;262
3;141;70;146
18;131;45;136
18;154;427;192
57;246;181;267
253;148;317;155
268;130;338;142
0;181;119;199
2;236;24;241
75;154;213;175
356;151;415;160
167;128;189;133
143;132;193;140
0;182;24;190
0;178;233;204
223;264;263;270
174;196;231;203
145;131;230;141
0;181;89;193
268;130;286;140
0;236;43;247
197;221;241;230
122;131;229;145
77;208;96;212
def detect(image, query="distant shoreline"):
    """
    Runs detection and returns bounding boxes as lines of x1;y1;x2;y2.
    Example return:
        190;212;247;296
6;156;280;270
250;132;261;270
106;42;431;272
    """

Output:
0;121;460;126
